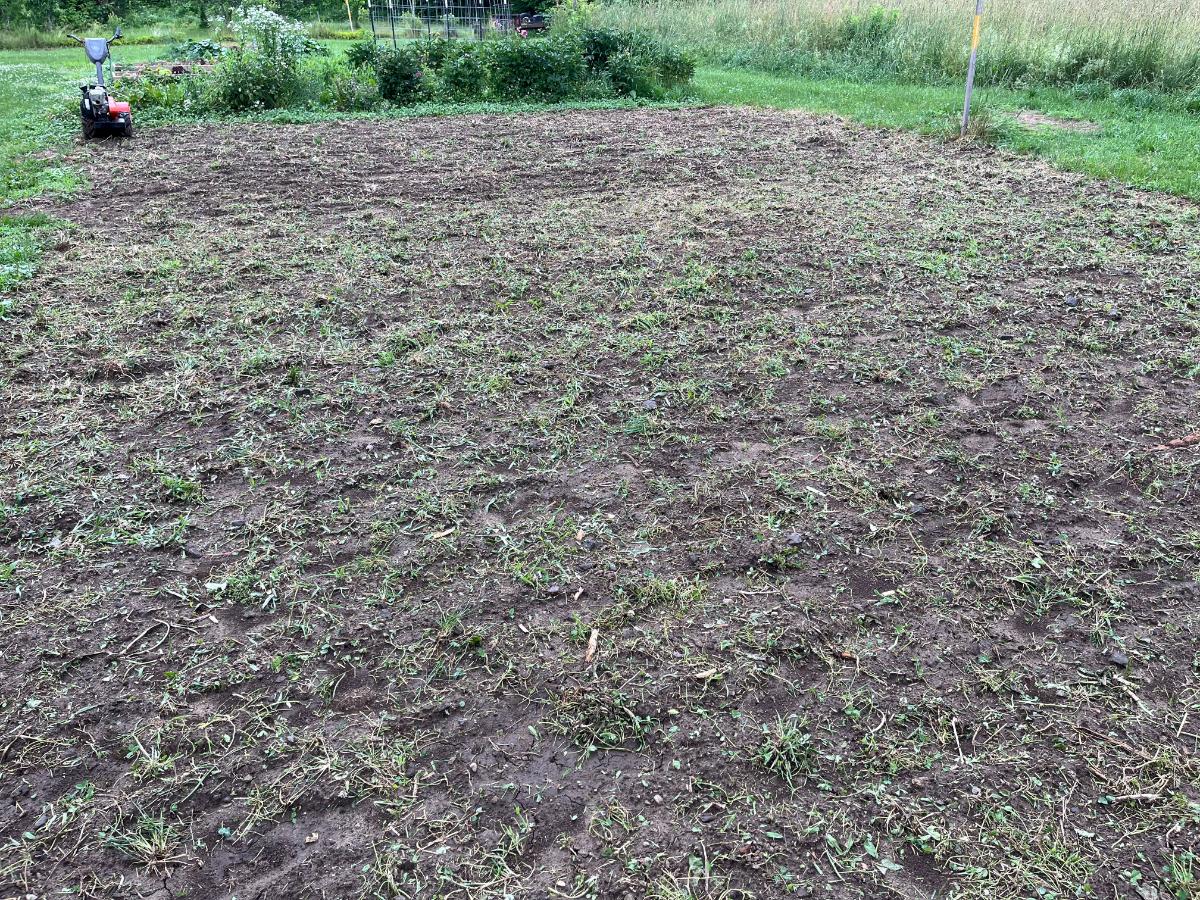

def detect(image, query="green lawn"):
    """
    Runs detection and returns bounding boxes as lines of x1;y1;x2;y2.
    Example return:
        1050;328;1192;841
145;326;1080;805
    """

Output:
694;67;1200;200
0;42;175;204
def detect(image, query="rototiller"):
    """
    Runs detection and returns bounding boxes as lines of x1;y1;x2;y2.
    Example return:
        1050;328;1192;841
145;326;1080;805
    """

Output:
68;27;133;139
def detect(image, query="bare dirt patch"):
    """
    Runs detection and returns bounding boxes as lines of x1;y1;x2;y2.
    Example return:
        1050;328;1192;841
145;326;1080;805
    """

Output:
2;107;1199;899
1016;110;1102;132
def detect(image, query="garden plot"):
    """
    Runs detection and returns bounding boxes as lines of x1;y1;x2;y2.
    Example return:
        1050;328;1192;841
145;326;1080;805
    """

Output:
2;107;1198;899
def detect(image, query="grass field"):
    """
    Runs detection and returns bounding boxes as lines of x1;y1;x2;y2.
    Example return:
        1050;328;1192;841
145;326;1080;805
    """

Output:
598;0;1200;92
694;67;1200;199
2;105;1199;899
1;18;1199;900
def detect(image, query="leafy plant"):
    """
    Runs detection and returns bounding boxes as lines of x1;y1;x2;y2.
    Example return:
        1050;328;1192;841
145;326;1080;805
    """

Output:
434;42;487;100
375;45;426;103
165;38;226;61
222;5;323;60
346;36;382;69
483;35;586;100
756;715;817;787
206;49;305;112
315;60;380;110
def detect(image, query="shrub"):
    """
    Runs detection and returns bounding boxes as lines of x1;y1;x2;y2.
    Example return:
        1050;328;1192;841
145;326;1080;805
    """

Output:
625;30;694;89
206;50;305;112
166;39;226;62
308;55;380;110
319;70;381;110
606;48;661;97
482;36;586;101
346;37;381;69
376;45;426;103
223;6;326;60
579;25;624;72
416;36;453;72
114;71;190;111
576;27;694;95
436;43;487;100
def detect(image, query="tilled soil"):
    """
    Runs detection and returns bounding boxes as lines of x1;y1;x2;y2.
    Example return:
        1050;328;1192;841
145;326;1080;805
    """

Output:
2;107;1198;899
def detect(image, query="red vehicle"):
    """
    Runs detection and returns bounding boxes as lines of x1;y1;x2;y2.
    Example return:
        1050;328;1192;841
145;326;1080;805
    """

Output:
68;28;133;139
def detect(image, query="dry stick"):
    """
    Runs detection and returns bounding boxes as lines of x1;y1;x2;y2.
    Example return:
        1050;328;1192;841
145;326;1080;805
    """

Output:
584;628;599;666
1151;431;1200;451
952;717;966;763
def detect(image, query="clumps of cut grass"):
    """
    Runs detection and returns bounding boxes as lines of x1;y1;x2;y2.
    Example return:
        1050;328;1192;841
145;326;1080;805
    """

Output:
624;573;706;608
159;474;203;504
100;810;186;870
756;715;817;788
205;567;282;611
547;678;658;757
594;573;707;629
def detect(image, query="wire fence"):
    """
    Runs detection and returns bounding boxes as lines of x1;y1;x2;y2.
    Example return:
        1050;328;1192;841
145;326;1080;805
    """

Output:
367;0;522;43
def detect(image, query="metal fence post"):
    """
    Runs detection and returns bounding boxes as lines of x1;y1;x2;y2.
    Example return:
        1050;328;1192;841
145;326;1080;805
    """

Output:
960;0;985;136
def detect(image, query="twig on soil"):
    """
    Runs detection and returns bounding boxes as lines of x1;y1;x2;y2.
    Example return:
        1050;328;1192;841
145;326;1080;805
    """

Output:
1151;431;1200;451
584;628;599;666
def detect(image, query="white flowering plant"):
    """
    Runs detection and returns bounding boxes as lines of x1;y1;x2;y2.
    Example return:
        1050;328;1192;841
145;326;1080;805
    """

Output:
222;6;320;62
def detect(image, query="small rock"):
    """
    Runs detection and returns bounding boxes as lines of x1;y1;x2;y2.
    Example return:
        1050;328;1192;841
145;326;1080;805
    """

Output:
786;531;805;547
1064;295;1080;308
642;398;658;411
1109;649;1129;668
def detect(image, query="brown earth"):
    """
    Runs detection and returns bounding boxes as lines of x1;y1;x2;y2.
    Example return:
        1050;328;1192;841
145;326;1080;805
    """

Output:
1;107;1198;899
1015;110;1102;133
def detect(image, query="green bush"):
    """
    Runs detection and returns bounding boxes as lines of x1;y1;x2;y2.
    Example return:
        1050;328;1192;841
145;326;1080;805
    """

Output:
579;25;624;72
166;38;226;61
435;42;488;100
207;50;306;112
482;36;586;100
416;36;453;71
361;32;694;104
319;70;380;110
114;71;191;111
345;37;381;69
116;28;693;116
577;27;694;93
606;48;660;97
376;45;426;103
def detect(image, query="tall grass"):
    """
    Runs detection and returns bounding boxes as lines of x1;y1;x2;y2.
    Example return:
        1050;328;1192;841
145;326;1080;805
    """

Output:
0;23;191;51
594;0;1200;93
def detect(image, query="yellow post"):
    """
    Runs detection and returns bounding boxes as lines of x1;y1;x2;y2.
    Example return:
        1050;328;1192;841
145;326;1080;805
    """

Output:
960;0;985;136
